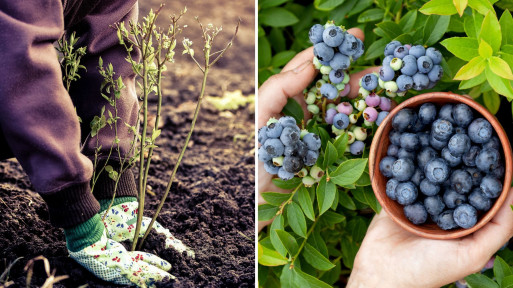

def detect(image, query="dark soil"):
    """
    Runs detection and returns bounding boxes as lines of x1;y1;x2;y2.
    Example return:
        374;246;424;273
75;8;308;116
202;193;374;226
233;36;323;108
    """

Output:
0;1;255;287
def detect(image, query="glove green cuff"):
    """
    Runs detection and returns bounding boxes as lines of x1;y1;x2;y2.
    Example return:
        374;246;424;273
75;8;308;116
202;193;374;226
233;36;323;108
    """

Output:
64;214;104;252
98;196;137;213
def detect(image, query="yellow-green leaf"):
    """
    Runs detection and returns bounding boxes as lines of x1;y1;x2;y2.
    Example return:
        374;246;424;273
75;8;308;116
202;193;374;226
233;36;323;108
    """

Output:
441;37;479;61
454;56;486;80
479;11;502;52
489;56;513;80
485;65;513;100
479;40;493;58
420;0;457;15
258;243;288;266
453;0;468;16
468;0;496;15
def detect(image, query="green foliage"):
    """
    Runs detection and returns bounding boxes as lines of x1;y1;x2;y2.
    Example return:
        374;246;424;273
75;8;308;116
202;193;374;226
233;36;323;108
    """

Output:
464;256;513;288
258;0;513;287
259;0;513;115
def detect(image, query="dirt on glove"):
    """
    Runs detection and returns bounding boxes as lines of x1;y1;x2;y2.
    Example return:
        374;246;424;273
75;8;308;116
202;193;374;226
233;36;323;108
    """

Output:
0;1;255;287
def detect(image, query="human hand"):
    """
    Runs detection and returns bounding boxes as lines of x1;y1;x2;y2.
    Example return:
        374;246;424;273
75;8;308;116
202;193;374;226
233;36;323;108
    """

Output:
69;230;173;287
347;187;513;288
258;28;379;231
101;201;195;258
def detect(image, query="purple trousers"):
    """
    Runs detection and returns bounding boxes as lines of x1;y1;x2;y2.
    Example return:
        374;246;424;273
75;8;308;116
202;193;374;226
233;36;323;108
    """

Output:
0;0;140;228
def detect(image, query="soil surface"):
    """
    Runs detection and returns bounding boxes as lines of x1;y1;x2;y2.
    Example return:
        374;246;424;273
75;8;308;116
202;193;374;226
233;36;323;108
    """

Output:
0;1;255;287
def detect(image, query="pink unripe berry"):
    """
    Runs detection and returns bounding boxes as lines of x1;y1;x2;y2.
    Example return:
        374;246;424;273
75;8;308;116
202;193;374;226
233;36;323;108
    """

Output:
379;97;392;111
337;102;353;115
365;93;381;107
363;107;378;122
404;44;412;49
325;108;337;124
339;83;351;97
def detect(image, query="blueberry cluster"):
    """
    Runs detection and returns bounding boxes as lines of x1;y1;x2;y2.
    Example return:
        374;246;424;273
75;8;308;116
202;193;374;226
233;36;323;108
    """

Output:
377;41;443;95
308;22;363;104
258;116;321;181
379;103;504;230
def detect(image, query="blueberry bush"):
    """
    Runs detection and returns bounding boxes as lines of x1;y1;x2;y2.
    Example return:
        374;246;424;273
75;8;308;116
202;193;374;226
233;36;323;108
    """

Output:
258;0;513;287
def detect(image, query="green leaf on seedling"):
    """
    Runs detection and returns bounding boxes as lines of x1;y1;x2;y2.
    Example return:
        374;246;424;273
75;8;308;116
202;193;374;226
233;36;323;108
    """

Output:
287;202;307;238
485;65;513;100
489;56;513;80
330;159;368;187
259;204;279;221
272;50;296;67
322;142;338;169
423;15;451;46
303;243;336;271
465;273;499;288
294;268;332;288
480;11;502;53
338;190;357;210
317;175;336;215
297;186;315;221
260;8;299;27
479;40;493;58
453;0;468;16
468;0;496;15
454;56;486;80
275;230;299;256
459;72;486;89
262;192;291;206
282;98;304;124
441;37;479;61
399;10;418;32
258;243;288;266
494;256;513;285
272;177;302;189
500;10;513;46
420;0;457;15
313;0;344;11
357;8;384;23
483;89;500;114
271;215;287;257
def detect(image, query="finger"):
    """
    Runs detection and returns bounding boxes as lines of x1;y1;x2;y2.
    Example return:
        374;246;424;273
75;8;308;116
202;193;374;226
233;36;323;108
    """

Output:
347;66;381;99
347;27;365;41
131;251;173;271
258;58;316;128
130;260;175;286
466;188;513;259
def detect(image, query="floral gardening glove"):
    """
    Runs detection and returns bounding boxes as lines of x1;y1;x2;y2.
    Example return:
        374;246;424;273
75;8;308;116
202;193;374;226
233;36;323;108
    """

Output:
65;215;173;287
99;197;195;258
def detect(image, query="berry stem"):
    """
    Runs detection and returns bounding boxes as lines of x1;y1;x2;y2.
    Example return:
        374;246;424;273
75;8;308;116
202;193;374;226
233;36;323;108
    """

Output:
291;216;319;266
276;184;302;216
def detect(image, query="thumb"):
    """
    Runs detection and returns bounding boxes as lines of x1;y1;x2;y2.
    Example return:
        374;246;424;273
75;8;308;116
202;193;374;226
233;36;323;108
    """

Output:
258;49;317;128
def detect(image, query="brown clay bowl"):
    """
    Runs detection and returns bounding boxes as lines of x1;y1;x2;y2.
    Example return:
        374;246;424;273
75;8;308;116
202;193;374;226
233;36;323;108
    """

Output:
369;92;512;239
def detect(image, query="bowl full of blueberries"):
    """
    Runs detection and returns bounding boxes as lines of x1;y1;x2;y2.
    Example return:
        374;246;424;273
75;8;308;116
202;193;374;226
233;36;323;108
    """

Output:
369;92;512;239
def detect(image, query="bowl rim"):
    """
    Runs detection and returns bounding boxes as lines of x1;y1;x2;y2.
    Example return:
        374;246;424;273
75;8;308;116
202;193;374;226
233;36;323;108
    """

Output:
369;92;513;240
